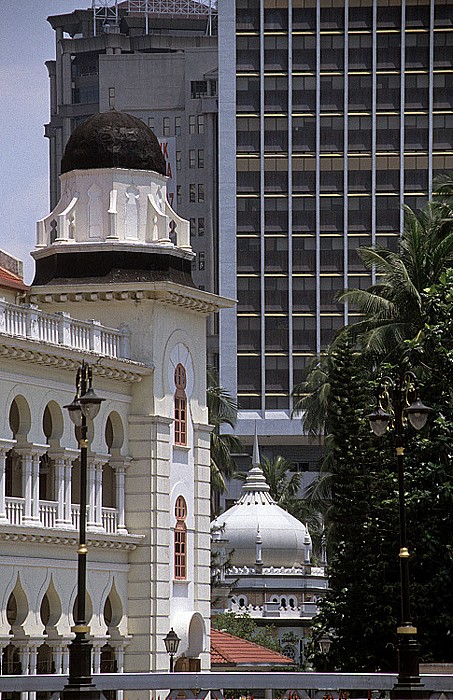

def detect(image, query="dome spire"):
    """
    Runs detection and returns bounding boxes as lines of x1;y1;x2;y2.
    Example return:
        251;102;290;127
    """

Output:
252;420;260;467
243;424;271;495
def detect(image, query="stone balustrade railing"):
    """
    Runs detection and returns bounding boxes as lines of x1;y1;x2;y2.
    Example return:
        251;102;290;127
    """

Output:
229;602;318;618
0;300;131;359
5;497;119;533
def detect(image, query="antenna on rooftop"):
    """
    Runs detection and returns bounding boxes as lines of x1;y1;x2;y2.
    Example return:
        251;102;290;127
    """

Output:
92;0;119;36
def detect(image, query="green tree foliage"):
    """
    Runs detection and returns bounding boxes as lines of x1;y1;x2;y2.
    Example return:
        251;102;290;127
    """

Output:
212;610;282;653
402;270;453;661
304;187;453;670
207;367;242;511
339;203;453;360
309;341;401;671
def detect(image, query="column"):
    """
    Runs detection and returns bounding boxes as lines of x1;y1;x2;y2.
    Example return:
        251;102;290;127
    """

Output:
0;441;15;523
87;457;97;529
114;644;125;700
18;448;46;525
20;451;34;525
64;457;73;526
53;643;63;674
30;452;41;523
62;643;70;675
19;643;30;700
94;458;104;530
54;454;66;527
111;458;129;534
28;644;38;700
92;644;102;675
53;452;75;528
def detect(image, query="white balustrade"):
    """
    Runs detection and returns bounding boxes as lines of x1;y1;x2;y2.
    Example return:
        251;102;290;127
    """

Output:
0;300;130;359
102;507;118;534
72;504;119;534
5;497;25;525
2;497;120;533
40;500;58;528
71;504;80;531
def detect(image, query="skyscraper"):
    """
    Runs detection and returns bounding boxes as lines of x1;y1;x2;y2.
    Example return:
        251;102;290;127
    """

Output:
218;0;453;466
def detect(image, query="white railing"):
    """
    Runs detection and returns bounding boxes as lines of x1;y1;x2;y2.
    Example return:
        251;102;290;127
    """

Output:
230;602;319;619
2;670;453;697
71;504;119;534
102;507;118;534
0;301;131;359
5;497;25;525
40;500;58;528
3;498;119;533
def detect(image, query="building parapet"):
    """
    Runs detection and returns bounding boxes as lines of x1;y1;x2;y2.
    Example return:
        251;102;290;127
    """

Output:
0;300;131;359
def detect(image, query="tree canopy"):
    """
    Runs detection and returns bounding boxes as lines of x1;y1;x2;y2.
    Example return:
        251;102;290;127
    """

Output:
302;183;453;671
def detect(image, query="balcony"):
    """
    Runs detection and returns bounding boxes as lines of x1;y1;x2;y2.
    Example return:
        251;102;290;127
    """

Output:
5;497;119;533
0;300;131;359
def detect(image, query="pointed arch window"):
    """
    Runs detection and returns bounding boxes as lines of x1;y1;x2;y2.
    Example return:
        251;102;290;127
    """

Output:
174;495;187;580
174;364;187;445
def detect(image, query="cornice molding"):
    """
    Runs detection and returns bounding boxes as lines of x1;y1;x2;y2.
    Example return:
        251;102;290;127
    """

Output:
29;281;235;315
0;527;143;551
0;335;150;383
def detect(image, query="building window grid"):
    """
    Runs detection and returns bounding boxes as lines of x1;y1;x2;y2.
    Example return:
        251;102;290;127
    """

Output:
235;9;445;412
163;117;170;136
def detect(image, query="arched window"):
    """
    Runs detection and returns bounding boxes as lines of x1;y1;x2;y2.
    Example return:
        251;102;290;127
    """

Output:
174;364;187;445
174;496;187;580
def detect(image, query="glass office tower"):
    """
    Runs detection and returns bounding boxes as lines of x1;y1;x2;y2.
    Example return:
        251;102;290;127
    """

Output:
218;0;453;464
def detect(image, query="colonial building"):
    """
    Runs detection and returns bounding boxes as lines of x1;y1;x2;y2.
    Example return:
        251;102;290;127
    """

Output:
0;110;231;689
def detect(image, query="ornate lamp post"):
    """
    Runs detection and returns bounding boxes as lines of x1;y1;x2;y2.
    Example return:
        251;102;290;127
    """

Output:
163;628;181;672
368;371;431;698
63;361;104;700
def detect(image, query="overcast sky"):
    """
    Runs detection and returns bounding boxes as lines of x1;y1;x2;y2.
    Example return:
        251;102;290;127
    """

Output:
1;1;88;283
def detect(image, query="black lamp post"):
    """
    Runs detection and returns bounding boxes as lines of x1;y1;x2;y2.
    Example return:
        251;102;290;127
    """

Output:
368;371;431;699
318;634;332;672
163;628;181;672
63;361;104;700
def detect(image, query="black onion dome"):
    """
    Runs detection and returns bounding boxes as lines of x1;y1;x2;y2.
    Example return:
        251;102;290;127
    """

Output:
61;111;166;176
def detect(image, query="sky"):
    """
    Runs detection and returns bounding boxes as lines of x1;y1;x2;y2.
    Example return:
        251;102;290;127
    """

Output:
1;1;89;283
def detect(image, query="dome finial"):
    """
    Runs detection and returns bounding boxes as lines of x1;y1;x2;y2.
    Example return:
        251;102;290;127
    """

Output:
255;524;263;572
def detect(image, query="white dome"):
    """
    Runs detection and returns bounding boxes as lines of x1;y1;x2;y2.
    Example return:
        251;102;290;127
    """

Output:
215;465;311;568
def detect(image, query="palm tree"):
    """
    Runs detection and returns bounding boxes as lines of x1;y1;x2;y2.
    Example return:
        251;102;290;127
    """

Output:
339;201;453;360
207;367;242;514
259;455;302;508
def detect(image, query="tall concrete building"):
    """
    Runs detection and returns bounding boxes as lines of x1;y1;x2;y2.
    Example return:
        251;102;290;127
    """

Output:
46;3;218;310
218;0;453;468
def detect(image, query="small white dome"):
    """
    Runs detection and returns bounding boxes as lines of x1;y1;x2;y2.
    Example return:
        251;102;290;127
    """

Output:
215;465;311;568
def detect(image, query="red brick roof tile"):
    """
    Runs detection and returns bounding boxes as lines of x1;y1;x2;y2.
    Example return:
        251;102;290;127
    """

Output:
0;267;28;291
211;629;294;667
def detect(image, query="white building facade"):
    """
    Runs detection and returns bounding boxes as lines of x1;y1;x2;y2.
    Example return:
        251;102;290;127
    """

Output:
0;110;231;692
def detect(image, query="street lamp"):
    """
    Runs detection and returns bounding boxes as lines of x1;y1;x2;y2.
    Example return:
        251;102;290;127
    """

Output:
318;634;332;656
368;371;431;698
63;361;104;700
163;628;181;672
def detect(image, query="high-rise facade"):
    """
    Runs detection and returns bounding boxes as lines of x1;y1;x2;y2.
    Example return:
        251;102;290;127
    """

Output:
218;0;453;463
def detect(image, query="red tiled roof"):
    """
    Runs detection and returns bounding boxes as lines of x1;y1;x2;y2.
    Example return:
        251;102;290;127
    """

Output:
0;267;28;291
211;629;294;667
